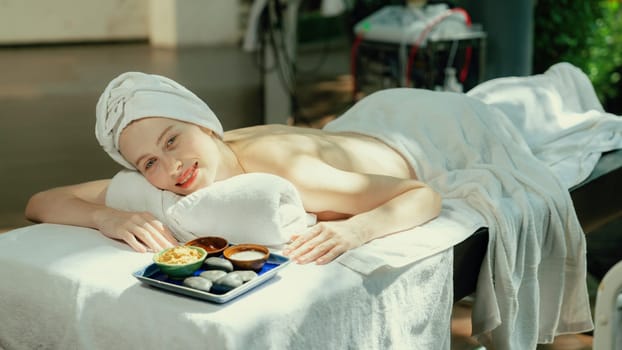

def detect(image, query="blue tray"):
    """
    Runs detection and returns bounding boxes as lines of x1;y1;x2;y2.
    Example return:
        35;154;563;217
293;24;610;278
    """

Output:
133;253;290;303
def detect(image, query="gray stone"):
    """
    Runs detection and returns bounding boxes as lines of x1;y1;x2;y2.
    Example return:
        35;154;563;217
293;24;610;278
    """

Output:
212;272;244;292
203;257;234;272
182;276;213;292
199;270;227;282
230;270;258;282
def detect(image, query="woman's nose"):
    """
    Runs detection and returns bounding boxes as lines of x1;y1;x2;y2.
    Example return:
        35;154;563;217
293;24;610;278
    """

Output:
162;156;182;175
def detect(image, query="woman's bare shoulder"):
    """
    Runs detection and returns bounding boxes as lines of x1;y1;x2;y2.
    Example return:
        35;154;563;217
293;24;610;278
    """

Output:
225;124;323;139
225;124;414;179
226;124;323;151
225;125;326;173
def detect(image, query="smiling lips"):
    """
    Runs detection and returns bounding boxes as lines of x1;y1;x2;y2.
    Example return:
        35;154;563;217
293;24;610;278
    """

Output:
176;162;198;189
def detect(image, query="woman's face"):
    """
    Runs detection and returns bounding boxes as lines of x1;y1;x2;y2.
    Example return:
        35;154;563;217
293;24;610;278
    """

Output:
118;117;222;195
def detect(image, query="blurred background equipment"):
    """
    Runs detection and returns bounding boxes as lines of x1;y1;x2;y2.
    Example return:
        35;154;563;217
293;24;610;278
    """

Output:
244;0;487;124
350;3;486;99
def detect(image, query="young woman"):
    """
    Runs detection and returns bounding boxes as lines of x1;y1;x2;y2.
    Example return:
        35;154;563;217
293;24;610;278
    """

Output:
25;72;442;265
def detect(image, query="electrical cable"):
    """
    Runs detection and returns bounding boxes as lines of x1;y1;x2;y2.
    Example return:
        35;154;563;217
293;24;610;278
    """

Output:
271;0;333;77
264;0;296;93
294;36;332;75
447;39;459;69
252;38;277;74
265;0;302;120
349;34;364;101
350;6;473;99
268;19;297;97
255;0;346;121
250;4;277;75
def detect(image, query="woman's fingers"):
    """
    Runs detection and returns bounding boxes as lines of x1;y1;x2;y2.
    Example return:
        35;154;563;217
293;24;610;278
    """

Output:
157;223;179;246
283;225;321;256
284;223;350;264
132;225;166;252
314;246;346;265
295;240;337;264
132;215;178;252
110;212;177;253
141;218;177;250
146;217;177;246
121;230;149;253
96;209;178;253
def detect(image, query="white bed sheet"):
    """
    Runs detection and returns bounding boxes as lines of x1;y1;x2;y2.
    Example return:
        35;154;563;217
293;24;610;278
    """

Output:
0;224;453;350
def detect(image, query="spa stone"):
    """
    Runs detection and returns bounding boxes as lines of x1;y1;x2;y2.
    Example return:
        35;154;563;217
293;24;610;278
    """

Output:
183;276;213;292
204;257;234;272
199;270;227;282
231;270;258;282
211;272;244;293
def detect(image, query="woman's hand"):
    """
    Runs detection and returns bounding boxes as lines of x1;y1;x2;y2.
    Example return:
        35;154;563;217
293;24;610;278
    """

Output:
25;179;179;253
282;221;365;265
94;208;178;253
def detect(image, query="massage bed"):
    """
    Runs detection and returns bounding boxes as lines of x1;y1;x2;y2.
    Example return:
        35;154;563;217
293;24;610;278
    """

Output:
1;62;621;350
0;224;456;350
453;148;622;303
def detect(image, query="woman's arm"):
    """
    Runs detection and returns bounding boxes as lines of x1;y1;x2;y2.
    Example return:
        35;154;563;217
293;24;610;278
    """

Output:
280;156;442;264
25;180;177;252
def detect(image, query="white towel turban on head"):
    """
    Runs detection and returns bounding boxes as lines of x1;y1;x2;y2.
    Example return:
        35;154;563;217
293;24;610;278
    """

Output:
95;72;223;169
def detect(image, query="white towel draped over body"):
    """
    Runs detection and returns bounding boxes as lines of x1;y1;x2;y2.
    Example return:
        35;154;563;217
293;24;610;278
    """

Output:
467;62;622;188
325;62;622;348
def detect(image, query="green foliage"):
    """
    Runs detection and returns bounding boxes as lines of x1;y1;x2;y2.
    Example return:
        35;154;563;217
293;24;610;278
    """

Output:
534;0;622;104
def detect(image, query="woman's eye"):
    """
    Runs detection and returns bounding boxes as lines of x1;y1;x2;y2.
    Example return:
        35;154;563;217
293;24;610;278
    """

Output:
145;158;156;170
166;136;177;147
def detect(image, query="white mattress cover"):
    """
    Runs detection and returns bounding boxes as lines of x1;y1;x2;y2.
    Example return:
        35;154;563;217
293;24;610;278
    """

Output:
0;224;453;350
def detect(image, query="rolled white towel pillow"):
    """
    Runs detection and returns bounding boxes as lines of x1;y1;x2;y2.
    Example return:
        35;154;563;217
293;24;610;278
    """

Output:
167;173;309;246
105;170;310;247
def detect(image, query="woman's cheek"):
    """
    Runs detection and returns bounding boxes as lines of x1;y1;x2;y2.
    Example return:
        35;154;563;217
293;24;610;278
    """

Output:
145;172;167;191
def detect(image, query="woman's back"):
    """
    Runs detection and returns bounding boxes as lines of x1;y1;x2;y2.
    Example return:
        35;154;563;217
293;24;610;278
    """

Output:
224;124;416;181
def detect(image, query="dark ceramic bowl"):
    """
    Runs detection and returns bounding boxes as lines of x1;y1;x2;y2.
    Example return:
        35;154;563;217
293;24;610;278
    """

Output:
223;244;270;271
185;236;228;257
153;246;207;279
